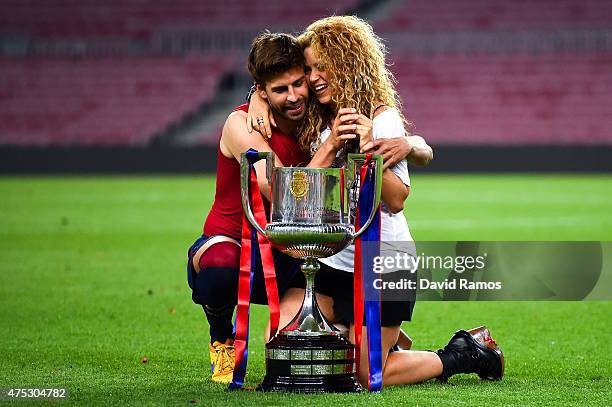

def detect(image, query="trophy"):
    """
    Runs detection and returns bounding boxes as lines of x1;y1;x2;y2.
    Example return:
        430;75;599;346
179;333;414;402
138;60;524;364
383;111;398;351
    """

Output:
240;151;382;393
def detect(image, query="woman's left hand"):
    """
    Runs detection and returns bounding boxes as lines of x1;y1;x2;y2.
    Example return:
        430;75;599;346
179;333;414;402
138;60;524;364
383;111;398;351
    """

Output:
354;114;373;152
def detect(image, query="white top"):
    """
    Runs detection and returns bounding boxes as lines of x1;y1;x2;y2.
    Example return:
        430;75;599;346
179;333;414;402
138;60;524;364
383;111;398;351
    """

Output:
318;108;415;273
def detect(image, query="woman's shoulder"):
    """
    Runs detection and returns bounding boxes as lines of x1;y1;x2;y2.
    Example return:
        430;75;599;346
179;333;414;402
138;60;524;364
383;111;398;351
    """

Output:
373;105;400;122
372;106;402;134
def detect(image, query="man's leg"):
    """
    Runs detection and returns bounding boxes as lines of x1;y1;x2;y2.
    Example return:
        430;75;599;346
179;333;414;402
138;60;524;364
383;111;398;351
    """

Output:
188;238;241;383
192;242;240;343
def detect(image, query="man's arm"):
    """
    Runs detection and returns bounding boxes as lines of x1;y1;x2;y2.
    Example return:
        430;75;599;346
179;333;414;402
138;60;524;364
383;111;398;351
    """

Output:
363;134;434;170
406;135;433;166
221;110;282;200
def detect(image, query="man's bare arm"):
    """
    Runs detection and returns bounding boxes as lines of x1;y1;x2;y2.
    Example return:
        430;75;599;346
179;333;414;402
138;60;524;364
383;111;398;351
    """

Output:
363;134;433;170
221;110;282;200
406;135;433;167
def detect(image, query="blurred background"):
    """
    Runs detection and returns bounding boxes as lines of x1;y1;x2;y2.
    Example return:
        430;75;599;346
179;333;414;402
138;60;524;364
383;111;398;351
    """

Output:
1;0;611;172
1;3;611;402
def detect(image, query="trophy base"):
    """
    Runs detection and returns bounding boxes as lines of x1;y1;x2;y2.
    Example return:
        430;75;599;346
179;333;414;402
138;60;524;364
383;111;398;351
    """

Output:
258;331;363;393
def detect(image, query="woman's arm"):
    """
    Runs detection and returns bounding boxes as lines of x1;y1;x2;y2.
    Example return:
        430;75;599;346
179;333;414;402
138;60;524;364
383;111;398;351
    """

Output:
380;170;410;214
246;89;275;139
371;107;410;213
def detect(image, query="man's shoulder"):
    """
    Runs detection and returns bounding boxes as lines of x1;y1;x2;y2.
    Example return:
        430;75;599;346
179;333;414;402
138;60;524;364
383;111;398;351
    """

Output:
225;103;249;123
222;105;271;157
224;109;248;131
233;103;249;114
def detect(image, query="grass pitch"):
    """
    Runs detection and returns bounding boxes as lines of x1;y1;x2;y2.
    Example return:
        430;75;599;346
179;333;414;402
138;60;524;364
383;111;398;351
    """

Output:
0;174;611;406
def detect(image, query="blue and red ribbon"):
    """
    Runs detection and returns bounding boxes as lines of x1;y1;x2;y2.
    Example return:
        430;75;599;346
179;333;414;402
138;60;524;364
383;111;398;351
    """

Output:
230;149;280;390
354;154;383;392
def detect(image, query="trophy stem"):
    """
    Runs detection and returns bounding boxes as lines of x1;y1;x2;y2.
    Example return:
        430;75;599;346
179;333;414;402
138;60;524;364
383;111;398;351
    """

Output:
260;255;362;392
281;257;336;334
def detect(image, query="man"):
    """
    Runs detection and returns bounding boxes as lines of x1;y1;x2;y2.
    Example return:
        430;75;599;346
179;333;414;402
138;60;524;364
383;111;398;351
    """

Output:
186;32;311;384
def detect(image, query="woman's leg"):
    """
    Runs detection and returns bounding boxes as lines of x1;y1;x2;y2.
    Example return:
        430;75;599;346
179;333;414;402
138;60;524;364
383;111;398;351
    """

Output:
350;324;505;386
383;349;443;385
349;324;443;386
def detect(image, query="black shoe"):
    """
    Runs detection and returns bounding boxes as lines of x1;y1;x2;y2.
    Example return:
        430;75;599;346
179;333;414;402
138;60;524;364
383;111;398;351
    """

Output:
435;329;504;382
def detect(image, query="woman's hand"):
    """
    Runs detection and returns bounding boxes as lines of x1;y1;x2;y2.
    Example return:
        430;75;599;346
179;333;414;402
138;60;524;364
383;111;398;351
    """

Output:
354;114;373;152
246;91;276;139
325;107;372;151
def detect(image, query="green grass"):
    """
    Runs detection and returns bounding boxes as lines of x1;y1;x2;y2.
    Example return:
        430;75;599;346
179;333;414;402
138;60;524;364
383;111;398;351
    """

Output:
1;175;611;406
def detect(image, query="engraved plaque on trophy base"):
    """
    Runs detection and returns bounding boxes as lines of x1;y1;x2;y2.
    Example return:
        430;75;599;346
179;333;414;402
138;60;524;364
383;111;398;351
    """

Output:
258;332;363;393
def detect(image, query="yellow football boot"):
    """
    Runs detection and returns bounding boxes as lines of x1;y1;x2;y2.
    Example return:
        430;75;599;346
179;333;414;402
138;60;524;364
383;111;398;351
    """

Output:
209;339;235;384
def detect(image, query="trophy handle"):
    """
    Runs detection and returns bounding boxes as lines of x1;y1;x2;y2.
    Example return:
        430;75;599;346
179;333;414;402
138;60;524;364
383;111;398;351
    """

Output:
240;151;274;236
346;153;383;239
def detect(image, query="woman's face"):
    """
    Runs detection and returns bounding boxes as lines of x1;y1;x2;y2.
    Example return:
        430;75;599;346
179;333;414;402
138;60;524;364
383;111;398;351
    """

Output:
303;46;332;105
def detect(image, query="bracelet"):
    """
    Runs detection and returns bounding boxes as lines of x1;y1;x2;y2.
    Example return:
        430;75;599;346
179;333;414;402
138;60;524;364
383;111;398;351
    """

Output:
245;84;256;101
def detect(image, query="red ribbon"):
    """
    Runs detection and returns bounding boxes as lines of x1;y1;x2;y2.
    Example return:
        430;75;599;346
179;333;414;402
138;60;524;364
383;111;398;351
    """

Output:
249;168;281;338
353;153;372;381
231;162;280;389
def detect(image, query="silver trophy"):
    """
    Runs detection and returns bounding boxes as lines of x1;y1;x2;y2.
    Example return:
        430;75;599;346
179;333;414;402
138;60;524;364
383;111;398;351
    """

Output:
240;151;382;393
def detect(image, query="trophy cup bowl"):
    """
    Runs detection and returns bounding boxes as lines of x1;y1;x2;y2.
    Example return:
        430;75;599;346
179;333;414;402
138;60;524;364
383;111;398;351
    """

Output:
240;151;382;393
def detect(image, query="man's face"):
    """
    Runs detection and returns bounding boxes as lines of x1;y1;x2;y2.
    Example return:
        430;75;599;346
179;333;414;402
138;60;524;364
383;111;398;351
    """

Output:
260;66;309;122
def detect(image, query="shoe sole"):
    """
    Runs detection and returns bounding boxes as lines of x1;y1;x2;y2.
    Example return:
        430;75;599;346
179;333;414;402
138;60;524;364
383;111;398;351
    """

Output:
466;327;504;381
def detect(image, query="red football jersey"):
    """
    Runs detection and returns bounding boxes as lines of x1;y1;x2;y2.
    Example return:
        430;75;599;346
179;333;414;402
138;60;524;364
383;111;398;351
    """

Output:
203;104;308;239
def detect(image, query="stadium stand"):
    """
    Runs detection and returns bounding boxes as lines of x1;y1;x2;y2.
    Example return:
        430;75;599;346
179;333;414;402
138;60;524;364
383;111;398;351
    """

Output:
0;0;611;147
371;0;612;145
0;0;359;39
0;0;361;146
390;53;612;145
0;54;236;145
375;0;612;32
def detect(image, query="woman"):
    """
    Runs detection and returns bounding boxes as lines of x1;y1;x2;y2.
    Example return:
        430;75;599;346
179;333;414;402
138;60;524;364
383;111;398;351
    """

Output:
249;16;502;386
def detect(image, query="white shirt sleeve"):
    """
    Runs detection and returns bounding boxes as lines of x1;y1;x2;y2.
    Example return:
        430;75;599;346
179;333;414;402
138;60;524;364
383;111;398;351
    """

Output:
372;108;410;186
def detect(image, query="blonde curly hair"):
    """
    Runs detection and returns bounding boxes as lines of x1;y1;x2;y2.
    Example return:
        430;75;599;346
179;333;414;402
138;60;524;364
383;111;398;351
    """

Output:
297;15;404;154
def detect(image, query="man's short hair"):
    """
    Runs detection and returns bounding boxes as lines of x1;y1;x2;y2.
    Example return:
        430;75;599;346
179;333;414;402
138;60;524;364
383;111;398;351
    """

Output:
248;32;305;86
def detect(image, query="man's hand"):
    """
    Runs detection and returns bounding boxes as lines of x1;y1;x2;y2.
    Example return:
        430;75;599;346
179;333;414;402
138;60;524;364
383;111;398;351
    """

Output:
362;137;412;171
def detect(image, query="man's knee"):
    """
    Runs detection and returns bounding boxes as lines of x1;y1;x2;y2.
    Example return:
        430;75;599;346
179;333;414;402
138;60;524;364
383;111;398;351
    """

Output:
189;242;240;306
192;265;238;306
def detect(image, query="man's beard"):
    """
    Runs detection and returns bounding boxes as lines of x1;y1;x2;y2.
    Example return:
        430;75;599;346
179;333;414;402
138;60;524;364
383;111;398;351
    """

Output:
271;100;306;122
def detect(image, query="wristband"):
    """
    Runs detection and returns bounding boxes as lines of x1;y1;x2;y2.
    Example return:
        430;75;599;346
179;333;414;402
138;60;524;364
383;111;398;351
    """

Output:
245;84;256;101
